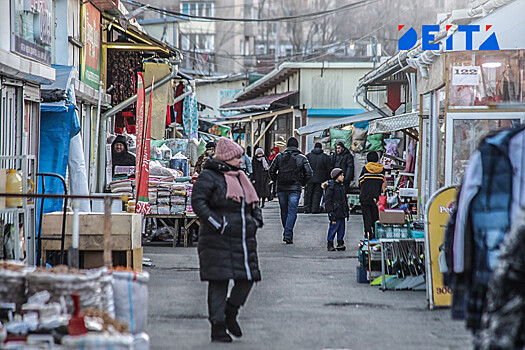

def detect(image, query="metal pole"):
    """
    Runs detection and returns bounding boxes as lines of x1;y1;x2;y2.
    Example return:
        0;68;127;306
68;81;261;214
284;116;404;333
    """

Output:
429;91;440;196
410;73;417;113
103;197;112;268
68;200;80;269
90;81;104;194
274;21;280;68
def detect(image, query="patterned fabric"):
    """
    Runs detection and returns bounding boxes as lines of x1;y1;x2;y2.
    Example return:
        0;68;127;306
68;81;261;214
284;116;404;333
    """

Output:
182;85;198;140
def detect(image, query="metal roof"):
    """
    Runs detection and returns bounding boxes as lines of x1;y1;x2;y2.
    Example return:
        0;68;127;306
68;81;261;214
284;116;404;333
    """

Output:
367;112;419;135
296;108;389;136
220;91;298;111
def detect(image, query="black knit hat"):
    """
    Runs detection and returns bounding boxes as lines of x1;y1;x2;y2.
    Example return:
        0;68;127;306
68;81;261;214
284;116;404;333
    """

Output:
314;142;322;149
367;151;379;163
287;137;299;148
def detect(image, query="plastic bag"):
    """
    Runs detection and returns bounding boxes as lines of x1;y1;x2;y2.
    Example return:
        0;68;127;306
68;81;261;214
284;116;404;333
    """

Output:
366;134;384;152
112;270;150;334
383;138;401;169
351;127;367;153
330;128;353;150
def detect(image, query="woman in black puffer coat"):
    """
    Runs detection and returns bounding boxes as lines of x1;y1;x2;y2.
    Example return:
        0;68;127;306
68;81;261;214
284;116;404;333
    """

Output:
192;137;263;343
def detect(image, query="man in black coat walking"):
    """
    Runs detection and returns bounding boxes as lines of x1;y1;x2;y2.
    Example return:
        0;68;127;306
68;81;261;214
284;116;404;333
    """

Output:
331;141;354;193
305;143;330;213
270;137;313;244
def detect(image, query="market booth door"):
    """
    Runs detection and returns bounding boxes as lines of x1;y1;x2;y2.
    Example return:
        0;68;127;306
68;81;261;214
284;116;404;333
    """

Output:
425;186;457;309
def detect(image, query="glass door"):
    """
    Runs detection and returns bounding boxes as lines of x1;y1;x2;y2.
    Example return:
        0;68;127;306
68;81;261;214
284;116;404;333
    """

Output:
445;112;525;186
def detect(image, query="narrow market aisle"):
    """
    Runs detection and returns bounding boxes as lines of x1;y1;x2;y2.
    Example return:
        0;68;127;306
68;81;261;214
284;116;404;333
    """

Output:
145;201;472;350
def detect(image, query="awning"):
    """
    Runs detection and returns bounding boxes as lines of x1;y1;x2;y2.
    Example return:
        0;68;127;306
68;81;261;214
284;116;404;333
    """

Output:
307;109;365;117
220;91;298;111
295;108;389;136
368;112;419;135
217;108;294;125
103;20;182;59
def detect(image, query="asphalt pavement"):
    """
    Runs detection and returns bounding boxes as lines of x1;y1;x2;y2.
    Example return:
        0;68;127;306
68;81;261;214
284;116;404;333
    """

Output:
144;201;472;350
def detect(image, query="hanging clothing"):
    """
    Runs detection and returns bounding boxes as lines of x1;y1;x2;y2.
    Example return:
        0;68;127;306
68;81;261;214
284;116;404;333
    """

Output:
183;85;198;140
174;82;185;124
444;126;525;338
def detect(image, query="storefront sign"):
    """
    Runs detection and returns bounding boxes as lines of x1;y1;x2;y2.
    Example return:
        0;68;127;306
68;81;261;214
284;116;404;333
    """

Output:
452;66;480;86
398;25;500;51
81;3;101;89
11;0;53;64
425;186;457;309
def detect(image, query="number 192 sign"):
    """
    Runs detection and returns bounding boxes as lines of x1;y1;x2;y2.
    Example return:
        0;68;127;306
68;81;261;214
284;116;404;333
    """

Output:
452;66;480;86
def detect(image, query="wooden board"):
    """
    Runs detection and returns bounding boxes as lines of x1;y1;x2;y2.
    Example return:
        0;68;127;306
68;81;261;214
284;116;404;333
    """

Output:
45;247;143;271
42;212;141;251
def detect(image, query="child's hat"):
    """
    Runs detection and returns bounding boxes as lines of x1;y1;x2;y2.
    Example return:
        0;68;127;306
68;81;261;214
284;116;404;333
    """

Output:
331;168;343;180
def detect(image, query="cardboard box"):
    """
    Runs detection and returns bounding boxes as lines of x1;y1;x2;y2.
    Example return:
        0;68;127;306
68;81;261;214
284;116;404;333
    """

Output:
379;210;406;224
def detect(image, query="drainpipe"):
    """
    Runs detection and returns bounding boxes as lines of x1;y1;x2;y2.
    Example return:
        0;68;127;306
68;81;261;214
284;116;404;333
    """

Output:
363;87;390;119
353;87;370;111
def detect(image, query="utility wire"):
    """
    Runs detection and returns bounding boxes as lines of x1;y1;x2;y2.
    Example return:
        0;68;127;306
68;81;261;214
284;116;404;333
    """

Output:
122;0;381;23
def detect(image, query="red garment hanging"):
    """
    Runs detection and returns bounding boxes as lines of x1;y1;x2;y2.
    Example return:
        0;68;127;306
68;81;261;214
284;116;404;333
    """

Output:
174;82;185;124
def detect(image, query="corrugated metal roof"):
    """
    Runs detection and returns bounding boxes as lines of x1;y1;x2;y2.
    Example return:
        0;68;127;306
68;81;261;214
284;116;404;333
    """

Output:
296;108;389;136
220;90;298;111
367;112;419;135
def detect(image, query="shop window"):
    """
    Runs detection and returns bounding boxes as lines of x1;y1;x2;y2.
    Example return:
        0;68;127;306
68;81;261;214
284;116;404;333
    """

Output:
448;117;520;184
448;50;524;108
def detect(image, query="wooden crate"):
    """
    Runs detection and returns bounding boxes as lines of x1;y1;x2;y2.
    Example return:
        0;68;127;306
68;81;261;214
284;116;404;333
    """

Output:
41;212;141;251
42;247;143;272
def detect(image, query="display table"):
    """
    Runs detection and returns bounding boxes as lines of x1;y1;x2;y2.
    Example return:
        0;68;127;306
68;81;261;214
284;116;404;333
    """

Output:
41;212;142;270
379;238;425;290
145;212;200;247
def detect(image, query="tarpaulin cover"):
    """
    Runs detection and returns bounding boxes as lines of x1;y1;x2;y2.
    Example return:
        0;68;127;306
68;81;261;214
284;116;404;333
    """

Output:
38;104;81;213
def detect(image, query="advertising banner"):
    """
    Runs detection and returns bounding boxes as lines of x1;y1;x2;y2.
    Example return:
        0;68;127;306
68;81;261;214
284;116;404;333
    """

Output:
11;0;53;64
425;186;457;309
135;73;150;214
81;3;101;89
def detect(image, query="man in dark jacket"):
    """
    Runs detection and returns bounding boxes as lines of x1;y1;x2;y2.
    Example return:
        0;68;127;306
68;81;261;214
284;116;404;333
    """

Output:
359;151;385;239
331;141;354;193
305;143;330;213
270;137;313;244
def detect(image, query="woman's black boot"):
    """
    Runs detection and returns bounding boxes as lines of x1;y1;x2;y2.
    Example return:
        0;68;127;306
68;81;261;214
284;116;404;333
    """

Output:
211;322;232;342
225;302;242;337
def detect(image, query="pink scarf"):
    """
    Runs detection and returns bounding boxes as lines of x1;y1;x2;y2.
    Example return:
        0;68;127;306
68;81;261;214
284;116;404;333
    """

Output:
224;170;259;205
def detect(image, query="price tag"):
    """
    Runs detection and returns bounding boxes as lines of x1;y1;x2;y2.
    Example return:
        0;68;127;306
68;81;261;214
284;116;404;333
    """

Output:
452;66;480;86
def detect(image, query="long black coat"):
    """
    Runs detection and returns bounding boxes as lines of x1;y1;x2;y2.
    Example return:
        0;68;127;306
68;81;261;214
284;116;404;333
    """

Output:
192;158;263;282
251;156;271;198
331;148;354;192
306;148;331;184
324;180;349;220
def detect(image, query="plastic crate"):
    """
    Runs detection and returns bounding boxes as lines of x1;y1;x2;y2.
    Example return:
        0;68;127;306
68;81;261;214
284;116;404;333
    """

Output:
375;222;411;239
410;230;424;239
